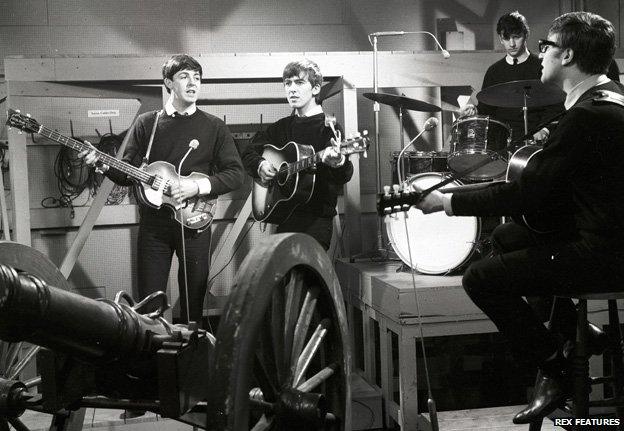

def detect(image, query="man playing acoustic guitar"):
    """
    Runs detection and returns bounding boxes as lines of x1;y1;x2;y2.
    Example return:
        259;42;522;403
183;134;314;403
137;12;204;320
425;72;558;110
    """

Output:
413;12;624;424
79;54;244;327
240;59;354;250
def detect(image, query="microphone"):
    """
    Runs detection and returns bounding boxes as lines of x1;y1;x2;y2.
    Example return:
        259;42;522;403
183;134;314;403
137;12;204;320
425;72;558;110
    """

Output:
369;30;450;59
188;139;199;150
397;117;439;183
423;117;439;131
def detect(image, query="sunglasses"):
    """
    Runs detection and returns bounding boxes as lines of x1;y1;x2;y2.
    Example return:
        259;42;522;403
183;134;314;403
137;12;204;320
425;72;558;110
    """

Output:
538;39;561;53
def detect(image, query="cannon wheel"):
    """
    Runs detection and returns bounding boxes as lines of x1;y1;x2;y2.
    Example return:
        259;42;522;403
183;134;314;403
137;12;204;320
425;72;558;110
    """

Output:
208;233;352;431
0;241;80;431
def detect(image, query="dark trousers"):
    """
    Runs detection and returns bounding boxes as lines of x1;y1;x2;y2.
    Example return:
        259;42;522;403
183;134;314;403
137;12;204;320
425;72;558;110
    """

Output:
137;219;211;325
463;222;622;368
276;212;333;251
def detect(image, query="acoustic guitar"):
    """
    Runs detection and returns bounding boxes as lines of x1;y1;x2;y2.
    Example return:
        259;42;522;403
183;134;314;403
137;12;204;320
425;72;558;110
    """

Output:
252;133;369;224
6;109;216;230
377;144;557;233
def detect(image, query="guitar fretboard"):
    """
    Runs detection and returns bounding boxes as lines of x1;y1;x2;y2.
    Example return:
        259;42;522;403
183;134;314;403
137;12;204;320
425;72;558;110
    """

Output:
37;125;156;186
288;149;325;174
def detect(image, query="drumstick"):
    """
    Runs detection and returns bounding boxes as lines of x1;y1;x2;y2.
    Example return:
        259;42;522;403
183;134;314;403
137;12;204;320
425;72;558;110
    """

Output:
439;180;505;193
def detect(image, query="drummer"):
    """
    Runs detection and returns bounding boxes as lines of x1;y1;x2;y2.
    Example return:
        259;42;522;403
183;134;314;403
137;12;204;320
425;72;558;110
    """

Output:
460;11;564;149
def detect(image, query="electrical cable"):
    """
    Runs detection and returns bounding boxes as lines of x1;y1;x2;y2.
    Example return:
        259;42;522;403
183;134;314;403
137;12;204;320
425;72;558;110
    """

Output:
207;221;256;285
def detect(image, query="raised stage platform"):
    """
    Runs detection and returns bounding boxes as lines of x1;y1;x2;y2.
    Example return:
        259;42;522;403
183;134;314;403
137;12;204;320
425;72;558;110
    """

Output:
335;258;622;431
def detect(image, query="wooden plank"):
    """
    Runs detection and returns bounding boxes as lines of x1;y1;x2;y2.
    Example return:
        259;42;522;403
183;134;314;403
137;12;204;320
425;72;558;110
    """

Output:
4;52;509;94
0;163;10;239
6;85;31;245
399;330;421;431
58;106;143;278
341;84;363;255
208;192;252;292
4;58;55;81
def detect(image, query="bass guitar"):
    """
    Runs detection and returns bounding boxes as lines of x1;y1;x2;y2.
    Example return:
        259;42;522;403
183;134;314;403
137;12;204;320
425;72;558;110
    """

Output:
6;109;216;230
252;133;370;223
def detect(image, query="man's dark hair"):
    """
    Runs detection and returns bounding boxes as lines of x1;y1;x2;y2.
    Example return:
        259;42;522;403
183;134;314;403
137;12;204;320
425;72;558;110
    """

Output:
282;59;323;104
162;54;203;93
549;12;615;75
497;11;530;38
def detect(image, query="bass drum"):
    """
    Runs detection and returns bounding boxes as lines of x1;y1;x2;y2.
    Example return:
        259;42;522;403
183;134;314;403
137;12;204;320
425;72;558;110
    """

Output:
385;173;481;275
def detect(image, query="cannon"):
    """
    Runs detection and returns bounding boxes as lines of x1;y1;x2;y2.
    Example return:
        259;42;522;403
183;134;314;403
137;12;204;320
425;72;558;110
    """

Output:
0;233;351;431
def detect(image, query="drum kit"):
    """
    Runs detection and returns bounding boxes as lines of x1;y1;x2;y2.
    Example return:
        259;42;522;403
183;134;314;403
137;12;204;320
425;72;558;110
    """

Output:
365;79;565;275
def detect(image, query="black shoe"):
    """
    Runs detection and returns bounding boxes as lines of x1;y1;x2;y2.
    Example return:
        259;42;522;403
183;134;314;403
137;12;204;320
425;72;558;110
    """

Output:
563;323;609;359
513;373;570;424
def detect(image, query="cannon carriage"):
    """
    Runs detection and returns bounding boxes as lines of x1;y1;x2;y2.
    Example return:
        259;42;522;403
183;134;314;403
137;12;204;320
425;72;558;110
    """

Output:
0;233;351;431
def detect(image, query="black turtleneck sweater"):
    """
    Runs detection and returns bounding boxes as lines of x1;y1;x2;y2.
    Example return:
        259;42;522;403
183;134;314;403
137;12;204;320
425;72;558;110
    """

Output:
241;112;354;218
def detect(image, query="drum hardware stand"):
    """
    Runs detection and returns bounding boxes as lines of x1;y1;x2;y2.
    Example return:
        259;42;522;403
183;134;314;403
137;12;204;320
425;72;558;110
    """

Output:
397;118;438;184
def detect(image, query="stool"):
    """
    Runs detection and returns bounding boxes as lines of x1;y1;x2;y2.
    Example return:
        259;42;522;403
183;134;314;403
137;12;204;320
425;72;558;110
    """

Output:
530;292;624;431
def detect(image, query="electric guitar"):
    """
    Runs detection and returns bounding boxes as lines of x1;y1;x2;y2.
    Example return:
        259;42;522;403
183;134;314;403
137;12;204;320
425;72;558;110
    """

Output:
252;133;370;223
377;144;558;233
6;109;216;230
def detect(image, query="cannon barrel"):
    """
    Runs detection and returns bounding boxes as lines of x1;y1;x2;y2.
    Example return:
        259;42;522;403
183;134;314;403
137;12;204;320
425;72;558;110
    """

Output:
0;263;175;363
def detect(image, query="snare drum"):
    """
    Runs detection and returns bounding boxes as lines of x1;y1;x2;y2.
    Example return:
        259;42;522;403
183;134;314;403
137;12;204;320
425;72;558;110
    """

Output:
390;151;448;184
448;115;511;181
385;172;481;274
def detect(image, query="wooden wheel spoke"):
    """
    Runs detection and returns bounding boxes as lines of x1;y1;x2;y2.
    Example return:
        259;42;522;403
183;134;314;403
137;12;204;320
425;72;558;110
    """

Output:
8;346;39;380
2;342;22;376
289;286;319;371
8;417;30;431
253;353;278;402
293;318;331;387
283;269;304;365
297;362;339;393
270;284;286;381
250;414;273;431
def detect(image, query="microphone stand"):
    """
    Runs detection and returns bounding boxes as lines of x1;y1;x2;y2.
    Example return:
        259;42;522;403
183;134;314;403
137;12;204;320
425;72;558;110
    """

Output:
366;30;449;259
177;143;196;325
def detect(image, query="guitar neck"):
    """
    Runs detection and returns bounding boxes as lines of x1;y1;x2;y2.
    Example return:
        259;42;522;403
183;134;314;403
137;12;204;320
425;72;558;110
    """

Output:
289;149;326;174
37;125;153;184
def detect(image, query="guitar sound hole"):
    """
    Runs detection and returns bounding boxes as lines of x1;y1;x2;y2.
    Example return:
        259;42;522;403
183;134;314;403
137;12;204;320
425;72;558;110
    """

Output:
276;163;289;186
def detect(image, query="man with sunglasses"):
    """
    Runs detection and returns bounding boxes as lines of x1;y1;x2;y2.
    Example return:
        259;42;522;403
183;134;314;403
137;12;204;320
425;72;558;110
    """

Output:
414;12;624;424
460;11;563;148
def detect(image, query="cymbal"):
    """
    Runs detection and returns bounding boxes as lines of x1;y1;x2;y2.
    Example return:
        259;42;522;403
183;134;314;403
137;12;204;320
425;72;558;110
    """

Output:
363;92;442;112
476;79;565;108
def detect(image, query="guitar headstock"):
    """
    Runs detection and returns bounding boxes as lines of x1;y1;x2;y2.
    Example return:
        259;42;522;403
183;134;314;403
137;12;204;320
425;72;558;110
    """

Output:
338;130;371;157
6;109;41;134
376;183;422;216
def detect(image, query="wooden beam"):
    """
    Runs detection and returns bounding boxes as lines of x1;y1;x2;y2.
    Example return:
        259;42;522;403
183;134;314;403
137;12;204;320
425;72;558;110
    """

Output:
341;82;362;256
6;82;31;245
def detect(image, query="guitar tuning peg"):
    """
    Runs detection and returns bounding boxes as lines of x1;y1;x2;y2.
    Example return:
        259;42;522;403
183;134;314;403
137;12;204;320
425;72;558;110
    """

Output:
26;113;31;118
362;130;368;136
392;184;400;196
383;185;391;197
16;109;21;113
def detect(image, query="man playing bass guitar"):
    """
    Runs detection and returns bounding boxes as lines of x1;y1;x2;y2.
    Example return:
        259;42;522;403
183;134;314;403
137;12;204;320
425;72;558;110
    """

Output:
240;59;353;250
412;12;624;425
79;54;244;327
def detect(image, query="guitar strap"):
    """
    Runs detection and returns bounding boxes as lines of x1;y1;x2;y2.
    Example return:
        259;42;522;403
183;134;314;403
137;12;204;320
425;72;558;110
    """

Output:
592;90;624;108
142;109;163;165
